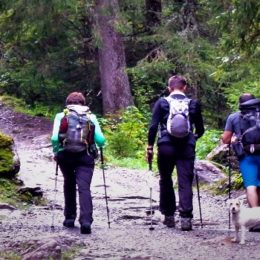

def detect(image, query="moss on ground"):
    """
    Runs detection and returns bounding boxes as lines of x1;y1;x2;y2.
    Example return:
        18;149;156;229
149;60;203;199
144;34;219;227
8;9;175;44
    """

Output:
0;251;21;260
0;178;47;208
0;178;22;207
203;170;243;196
0;132;14;177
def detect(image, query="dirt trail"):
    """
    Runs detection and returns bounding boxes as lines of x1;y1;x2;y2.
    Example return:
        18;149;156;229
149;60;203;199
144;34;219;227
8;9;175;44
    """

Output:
0;102;260;259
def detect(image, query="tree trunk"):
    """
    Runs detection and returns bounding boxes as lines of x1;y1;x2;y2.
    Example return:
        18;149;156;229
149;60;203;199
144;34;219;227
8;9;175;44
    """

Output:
95;0;134;115
180;0;199;36
145;0;162;29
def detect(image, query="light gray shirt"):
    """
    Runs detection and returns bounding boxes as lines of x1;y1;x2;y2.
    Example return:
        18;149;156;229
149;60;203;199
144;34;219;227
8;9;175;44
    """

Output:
224;112;241;136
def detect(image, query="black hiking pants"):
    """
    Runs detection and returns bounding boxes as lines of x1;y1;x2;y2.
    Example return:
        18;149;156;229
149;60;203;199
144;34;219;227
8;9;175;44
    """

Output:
157;143;195;218
57;150;94;226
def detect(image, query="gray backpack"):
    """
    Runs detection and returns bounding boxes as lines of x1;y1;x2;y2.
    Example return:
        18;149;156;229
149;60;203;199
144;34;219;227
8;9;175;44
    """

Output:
58;105;97;155
165;96;191;138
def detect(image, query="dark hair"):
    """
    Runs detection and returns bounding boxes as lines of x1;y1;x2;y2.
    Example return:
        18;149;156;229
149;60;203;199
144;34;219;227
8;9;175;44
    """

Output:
239;93;255;104
168;75;187;90
66;92;86;105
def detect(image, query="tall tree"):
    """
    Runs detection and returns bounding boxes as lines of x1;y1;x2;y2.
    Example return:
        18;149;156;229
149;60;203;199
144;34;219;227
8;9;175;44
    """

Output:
95;0;134;114
145;0;161;30
218;0;260;54
0;0;99;107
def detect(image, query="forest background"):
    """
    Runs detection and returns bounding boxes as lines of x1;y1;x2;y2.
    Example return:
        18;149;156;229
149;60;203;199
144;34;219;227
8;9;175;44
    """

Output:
0;0;259;168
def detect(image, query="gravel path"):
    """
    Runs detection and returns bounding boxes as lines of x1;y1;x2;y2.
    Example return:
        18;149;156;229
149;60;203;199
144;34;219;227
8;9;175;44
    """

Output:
0;103;260;259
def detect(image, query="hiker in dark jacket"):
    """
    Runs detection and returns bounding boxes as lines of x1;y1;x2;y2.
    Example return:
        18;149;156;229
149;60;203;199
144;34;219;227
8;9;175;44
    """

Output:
51;92;105;234
147;75;204;231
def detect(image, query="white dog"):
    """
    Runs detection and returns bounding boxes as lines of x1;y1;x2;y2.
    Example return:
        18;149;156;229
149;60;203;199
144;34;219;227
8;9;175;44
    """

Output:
228;198;260;245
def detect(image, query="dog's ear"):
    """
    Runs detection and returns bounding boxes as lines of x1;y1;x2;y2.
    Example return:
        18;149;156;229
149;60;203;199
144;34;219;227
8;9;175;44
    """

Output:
237;199;242;206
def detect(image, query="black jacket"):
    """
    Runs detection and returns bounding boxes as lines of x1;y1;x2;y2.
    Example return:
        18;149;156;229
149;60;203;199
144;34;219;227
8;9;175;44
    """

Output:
148;93;204;147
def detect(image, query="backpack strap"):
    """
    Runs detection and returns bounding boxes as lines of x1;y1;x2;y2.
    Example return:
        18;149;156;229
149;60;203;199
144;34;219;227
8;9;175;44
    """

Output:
237;113;243;141
63;108;69;116
164;95;191;107
165;94;190;101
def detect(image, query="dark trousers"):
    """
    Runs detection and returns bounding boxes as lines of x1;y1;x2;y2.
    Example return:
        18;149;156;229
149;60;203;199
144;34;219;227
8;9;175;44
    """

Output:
158;143;195;218
57;150;94;225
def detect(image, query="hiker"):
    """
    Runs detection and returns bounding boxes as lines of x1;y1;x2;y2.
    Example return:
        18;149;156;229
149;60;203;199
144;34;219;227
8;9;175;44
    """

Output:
51;92;105;234
222;93;260;216
146;75;204;231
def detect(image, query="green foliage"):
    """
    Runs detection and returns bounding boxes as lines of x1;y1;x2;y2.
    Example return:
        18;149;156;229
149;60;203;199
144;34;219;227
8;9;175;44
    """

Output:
208;0;260;111
232;172;243;190
212;54;260;111
196;129;222;159
105;156;148;170
128;53;175;114
126;1;227;127
0;149;13;176
0;95;60;119
0;132;13;148
0;0;258;131
211;170;243;195
215;0;260;54
0;0;101;111
103;106;148;159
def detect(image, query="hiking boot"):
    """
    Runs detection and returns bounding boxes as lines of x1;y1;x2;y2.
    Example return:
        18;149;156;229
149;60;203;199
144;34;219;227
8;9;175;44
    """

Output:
163;215;175;228
181;217;192;231
63;219;75;228
80;223;91;234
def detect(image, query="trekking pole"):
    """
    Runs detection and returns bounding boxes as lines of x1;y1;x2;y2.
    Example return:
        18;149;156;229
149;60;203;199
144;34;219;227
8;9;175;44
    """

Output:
100;147;111;228
147;154;154;231
195;164;203;228
228;144;232;229
51;161;59;230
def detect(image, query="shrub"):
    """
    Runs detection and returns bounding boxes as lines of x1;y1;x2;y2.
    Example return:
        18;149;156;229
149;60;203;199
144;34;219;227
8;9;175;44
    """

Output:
104;106;148;159
196;128;222;159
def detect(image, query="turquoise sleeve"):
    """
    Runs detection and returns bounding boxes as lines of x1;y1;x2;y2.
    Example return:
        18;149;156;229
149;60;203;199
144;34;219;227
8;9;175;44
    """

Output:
51;112;64;154
91;114;106;147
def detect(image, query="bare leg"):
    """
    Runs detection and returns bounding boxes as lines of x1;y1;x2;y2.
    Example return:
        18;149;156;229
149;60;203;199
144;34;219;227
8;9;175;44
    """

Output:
246;186;258;207
257;187;260;206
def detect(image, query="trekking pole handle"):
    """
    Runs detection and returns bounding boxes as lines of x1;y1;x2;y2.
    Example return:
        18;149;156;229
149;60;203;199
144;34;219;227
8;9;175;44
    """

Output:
55;161;58;176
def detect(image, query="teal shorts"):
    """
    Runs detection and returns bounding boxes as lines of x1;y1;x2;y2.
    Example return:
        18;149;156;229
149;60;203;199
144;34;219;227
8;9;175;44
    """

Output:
239;155;260;188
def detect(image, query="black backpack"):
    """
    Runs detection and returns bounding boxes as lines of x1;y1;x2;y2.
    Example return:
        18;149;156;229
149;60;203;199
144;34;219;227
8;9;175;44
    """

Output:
58;105;98;158
239;98;260;154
